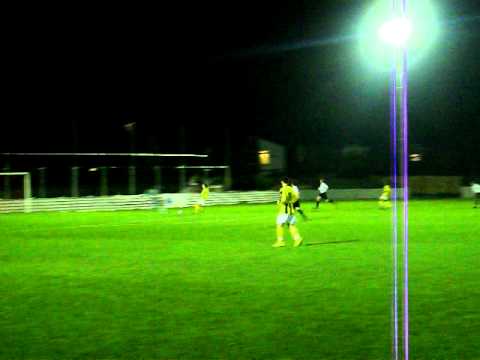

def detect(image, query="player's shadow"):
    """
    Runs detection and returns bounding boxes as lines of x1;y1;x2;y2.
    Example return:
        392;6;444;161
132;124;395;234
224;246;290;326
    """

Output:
306;239;360;247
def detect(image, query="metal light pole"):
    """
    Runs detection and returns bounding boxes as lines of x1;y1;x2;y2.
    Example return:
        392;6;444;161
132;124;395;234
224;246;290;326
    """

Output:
398;47;409;360
3;158;11;199
154;165;162;192
124;122;137;195
71;120;80;198
349;0;439;356
100;166;108;196
38;167;47;198
379;6;411;360
71;166;80;197
392;46;409;360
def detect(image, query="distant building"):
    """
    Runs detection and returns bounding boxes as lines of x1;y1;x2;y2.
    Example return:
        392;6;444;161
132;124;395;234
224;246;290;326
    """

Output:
257;138;286;173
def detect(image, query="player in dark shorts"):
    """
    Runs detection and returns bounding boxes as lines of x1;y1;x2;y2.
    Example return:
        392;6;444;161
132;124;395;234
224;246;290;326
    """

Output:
292;182;308;220
315;178;333;209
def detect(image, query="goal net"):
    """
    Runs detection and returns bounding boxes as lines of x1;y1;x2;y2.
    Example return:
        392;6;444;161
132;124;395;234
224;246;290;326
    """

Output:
0;172;32;212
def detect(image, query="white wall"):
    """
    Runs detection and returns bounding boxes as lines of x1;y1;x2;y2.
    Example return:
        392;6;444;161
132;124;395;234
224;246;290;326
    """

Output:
0;187;472;214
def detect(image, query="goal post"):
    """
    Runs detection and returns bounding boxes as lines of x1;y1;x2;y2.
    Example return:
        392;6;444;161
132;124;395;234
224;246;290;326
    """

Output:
0;172;32;213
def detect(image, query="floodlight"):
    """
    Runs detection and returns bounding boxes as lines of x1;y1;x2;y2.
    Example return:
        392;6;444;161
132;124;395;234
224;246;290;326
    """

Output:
358;0;440;71
378;17;412;47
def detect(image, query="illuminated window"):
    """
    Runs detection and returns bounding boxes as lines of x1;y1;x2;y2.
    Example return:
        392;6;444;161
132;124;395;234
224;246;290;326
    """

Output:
410;153;422;162
258;150;270;165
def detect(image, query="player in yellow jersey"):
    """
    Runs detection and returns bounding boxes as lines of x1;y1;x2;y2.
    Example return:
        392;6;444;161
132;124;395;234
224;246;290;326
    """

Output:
194;183;209;213
378;184;392;209
272;177;303;248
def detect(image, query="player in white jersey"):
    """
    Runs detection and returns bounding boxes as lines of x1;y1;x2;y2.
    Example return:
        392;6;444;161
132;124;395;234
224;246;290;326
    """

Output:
471;182;480;208
315;178;333;209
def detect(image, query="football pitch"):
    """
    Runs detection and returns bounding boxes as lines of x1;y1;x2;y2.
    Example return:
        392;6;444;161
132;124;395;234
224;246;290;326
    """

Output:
1;200;479;359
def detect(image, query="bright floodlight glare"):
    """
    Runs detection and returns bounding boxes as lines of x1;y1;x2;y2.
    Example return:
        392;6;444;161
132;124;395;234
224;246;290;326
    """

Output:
358;0;440;71
378;17;412;47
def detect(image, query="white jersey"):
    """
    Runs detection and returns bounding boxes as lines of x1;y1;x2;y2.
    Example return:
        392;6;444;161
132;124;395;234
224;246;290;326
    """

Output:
318;182;329;194
292;185;300;197
472;183;480;194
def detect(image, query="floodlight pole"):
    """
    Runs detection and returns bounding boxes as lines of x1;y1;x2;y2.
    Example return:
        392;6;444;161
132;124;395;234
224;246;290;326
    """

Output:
389;2;409;358
3;159;11;199
154;165;162;192
71;166;80;197
393;47;409;360
390;65;399;360
365;0;436;357
399;49;409;360
100;166;108;196
38;167;47;198
398;4;409;360
24;173;32;213
385;1;410;359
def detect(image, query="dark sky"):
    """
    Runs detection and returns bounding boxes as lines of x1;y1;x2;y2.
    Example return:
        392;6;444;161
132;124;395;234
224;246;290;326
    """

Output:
3;0;480;175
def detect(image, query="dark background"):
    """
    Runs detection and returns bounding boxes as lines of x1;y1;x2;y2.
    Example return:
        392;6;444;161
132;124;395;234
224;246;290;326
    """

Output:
2;1;480;191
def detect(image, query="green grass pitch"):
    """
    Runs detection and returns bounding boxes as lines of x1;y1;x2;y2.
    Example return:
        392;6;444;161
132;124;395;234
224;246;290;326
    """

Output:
1;200;479;359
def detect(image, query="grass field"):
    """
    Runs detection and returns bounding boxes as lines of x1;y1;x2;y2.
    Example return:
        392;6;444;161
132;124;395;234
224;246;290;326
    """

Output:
1;200;479;359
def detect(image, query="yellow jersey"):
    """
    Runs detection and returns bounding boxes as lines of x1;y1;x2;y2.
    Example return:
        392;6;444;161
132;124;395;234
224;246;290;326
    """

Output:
200;186;209;200
382;185;391;198
278;185;298;215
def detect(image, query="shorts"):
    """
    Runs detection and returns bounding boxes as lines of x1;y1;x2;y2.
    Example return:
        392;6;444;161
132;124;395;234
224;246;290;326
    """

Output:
318;192;328;200
379;194;389;201
276;214;297;226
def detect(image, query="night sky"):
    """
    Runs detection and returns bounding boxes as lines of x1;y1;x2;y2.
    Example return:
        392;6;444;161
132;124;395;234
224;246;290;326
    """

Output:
3;1;480;178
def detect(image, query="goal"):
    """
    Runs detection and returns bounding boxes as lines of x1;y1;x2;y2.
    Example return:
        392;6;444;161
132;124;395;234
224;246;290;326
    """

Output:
0;172;32;212
176;165;231;192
